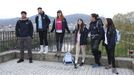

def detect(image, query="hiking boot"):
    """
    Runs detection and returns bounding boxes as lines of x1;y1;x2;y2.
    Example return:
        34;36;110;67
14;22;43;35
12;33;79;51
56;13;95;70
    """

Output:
17;59;24;63
79;62;84;66
91;64;101;68
29;58;33;63
74;63;78;69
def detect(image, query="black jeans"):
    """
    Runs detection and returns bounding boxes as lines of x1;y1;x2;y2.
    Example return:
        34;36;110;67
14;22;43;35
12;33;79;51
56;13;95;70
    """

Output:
105;44;116;68
55;33;64;52
91;38;101;65
39;31;48;46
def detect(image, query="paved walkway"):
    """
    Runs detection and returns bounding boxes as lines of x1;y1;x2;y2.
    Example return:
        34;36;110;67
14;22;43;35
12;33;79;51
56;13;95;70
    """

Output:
0;59;133;75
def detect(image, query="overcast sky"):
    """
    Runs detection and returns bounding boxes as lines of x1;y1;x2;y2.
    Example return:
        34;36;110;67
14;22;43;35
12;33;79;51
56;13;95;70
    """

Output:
0;0;134;19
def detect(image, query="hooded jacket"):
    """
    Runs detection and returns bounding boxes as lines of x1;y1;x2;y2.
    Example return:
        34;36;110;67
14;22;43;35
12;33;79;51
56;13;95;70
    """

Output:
89;19;104;40
35;12;50;32
106;27;116;49
15;18;33;38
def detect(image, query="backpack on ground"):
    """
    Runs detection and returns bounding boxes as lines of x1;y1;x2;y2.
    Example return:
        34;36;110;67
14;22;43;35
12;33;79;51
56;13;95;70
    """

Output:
63;52;74;64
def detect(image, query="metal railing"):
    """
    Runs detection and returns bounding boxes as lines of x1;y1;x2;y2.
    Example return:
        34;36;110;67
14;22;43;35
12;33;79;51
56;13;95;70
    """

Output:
0;31;75;53
0;31;134;57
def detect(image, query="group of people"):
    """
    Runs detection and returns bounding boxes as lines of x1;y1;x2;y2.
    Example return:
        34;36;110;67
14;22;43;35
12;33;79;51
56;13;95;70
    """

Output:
73;14;118;74
15;7;119;74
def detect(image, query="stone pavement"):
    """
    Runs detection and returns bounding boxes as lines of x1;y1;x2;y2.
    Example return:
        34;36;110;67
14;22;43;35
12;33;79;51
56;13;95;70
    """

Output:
0;59;133;75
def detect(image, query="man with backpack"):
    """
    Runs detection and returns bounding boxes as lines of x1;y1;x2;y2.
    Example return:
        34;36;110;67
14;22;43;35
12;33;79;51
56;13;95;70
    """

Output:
35;7;51;54
89;13;104;68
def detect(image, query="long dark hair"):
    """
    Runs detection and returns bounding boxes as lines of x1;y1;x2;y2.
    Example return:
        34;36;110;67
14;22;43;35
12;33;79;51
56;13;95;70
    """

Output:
106;18;116;29
76;18;85;32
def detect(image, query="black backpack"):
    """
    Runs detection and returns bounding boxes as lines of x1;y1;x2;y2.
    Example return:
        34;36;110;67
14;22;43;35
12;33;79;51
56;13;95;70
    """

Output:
96;18;105;40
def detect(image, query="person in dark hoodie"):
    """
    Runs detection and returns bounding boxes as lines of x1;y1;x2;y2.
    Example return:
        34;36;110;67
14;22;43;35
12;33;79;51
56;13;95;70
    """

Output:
103;18;119;74
73;18;88;69
89;13;104;68
51;10;70;57
35;7;50;54
15;11;33;63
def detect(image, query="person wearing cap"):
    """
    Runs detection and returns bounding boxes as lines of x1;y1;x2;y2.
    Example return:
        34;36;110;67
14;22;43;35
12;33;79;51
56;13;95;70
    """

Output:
35;7;50;54
51;10;70;57
15;11;33;63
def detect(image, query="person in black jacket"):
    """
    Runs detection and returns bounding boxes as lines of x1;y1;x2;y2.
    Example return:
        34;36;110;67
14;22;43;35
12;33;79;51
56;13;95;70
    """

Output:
89;13;104;68
15;11;33;63
73;18;88;69
51;10;70;57
103;18;119;74
35;7;50;54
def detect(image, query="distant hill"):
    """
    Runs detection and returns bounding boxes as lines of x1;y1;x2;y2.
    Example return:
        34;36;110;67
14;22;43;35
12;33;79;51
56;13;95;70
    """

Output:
0;14;105;26
0;18;19;26
65;14;90;25
0;15;54;26
0;14;90;26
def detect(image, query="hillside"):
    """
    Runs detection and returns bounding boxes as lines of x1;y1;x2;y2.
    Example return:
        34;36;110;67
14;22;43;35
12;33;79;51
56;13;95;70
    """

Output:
0;14;90;26
0;15;54;26
0;13;106;27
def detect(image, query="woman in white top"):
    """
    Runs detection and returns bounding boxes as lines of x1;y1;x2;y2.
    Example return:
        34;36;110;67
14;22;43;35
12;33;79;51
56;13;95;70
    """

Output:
103;18;119;74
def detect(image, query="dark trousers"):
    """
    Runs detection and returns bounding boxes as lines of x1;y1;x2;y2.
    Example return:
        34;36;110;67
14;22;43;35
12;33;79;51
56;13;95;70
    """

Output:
105;44;116;68
39;31;48;46
55;33;64;52
18;37;32;59
91;38;101;65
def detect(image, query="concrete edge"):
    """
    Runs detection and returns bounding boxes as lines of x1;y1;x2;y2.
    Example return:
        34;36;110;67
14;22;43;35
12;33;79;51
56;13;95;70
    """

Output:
15;51;133;69
0;50;133;70
0;50;16;63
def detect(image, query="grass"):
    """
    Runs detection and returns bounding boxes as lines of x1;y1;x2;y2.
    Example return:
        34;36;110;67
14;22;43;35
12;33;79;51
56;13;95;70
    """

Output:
86;41;129;57
100;42;128;57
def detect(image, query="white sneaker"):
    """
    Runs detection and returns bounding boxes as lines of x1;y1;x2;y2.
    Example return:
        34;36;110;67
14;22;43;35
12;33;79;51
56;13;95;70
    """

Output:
44;46;48;54
38;45;44;53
